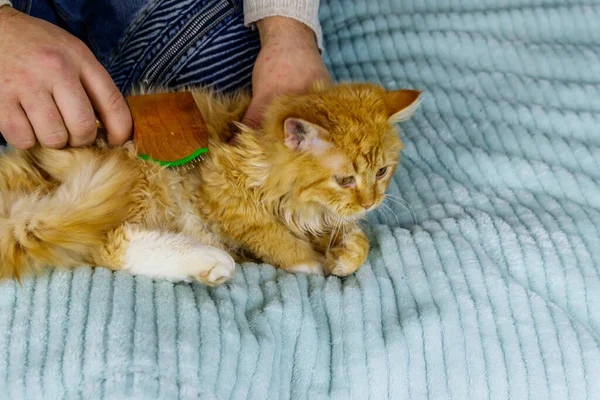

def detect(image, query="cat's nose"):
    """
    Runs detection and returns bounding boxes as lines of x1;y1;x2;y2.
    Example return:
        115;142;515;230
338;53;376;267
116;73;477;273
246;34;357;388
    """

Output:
361;201;374;210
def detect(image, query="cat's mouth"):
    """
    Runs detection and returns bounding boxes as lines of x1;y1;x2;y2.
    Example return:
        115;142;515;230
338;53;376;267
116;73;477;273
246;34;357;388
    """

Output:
329;198;383;221
335;204;380;221
354;200;384;220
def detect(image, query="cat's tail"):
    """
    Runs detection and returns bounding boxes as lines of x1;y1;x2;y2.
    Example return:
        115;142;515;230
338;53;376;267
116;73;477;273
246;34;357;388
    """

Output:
0;148;136;280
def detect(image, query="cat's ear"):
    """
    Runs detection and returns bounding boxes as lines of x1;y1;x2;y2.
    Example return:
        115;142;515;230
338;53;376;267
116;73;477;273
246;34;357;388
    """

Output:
383;89;422;123
283;118;330;153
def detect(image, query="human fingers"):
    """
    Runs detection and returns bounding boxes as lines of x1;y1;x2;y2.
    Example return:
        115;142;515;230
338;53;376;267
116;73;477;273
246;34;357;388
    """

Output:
0;102;36;149
80;59;132;145
20;91;68;149
52;78;97;147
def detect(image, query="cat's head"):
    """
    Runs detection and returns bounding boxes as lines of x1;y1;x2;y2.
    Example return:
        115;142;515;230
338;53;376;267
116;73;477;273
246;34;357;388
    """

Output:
262;82;421;220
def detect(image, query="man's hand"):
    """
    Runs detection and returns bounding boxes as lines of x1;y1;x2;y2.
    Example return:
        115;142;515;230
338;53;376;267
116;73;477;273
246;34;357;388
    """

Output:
240;16;332;129
0;7;132;149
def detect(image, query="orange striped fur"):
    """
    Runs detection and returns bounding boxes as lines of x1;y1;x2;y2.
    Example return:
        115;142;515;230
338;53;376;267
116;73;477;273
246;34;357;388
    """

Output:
0;82;420;284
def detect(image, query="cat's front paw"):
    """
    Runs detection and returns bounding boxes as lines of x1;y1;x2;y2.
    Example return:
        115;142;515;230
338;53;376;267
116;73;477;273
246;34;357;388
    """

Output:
284;260;324;276
325;229;369;277
186;246;236;286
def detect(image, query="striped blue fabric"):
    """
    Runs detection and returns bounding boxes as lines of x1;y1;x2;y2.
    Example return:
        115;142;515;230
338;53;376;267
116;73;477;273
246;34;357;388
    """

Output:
2;0;600;399
106;0;260;93
0;0;260;146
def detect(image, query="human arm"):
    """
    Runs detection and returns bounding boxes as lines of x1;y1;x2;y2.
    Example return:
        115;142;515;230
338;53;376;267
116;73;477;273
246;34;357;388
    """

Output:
240;1;332;128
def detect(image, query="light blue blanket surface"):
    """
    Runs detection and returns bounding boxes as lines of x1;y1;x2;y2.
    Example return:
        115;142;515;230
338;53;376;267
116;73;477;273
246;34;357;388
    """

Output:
2;0;600;398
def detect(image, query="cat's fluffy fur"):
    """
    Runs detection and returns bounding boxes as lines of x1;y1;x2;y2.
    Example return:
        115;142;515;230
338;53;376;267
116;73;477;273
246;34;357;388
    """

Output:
0;82;420;285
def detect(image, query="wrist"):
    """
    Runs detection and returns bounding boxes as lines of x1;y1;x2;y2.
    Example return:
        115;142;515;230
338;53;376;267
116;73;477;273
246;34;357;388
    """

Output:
256;16;318;50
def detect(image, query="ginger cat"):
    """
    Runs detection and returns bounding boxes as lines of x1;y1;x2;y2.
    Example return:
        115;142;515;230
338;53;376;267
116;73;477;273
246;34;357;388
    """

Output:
0;82;420;285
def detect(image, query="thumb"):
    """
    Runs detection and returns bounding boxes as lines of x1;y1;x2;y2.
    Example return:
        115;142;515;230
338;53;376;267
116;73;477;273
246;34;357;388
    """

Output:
240;97;265;130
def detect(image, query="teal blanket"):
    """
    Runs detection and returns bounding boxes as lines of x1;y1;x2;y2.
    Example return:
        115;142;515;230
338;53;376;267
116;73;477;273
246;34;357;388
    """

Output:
2;0;600;398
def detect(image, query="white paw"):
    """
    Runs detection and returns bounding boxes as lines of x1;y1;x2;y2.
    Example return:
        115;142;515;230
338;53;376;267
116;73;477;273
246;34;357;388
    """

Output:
123;229;236;285
325;254;364;277
328;261;355;277
185;246;236;286
285;261;324;276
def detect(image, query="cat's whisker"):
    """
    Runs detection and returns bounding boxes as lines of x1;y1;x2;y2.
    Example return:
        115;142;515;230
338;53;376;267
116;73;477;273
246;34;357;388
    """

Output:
386;199;417;223
327;219;342;253
385;195;417;225
381;203;400;226
386;194;413;206
385;198;417;226
375;206;390;226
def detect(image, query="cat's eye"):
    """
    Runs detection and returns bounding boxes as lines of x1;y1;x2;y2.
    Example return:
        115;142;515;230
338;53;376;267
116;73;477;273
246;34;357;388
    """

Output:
335;175;355;187
376;167;388;178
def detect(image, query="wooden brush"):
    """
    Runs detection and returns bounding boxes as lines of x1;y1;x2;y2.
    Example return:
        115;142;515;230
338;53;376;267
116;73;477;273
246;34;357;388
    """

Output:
96;91;209;169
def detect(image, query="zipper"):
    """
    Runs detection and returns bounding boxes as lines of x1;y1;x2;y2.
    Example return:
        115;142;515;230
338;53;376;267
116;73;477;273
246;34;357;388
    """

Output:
141;0;232;86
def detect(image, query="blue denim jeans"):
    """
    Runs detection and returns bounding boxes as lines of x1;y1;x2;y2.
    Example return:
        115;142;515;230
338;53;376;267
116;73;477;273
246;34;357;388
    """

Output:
10;0;260;92
2;0;260;145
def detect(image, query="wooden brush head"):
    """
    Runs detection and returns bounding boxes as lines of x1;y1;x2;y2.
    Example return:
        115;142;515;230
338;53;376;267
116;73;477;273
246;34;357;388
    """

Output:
96;91;209;167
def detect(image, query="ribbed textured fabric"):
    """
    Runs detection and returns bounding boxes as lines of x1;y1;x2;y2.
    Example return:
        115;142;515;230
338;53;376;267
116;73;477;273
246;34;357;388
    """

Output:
243;0;322;50
2;0;600;398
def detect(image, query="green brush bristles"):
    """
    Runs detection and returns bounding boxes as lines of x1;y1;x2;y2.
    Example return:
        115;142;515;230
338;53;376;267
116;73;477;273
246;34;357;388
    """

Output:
137;147;208;168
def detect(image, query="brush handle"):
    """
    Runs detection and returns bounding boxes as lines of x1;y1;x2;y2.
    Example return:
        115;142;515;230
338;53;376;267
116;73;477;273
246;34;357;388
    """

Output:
95;92;208;163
